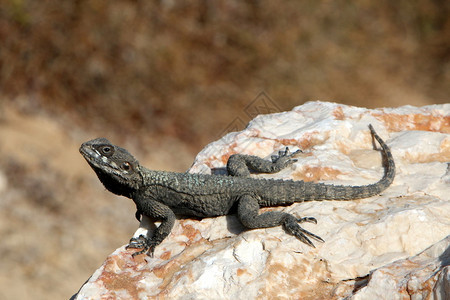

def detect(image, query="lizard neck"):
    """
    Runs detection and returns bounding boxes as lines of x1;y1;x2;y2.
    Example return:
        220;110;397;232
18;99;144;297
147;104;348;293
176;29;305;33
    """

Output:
94;167;139;198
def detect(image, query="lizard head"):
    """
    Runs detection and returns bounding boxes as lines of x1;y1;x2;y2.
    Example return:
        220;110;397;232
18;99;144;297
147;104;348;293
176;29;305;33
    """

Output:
80;138;143;197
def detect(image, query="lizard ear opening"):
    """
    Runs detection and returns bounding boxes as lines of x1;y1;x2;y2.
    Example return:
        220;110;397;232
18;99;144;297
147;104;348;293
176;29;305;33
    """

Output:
121;162;132;171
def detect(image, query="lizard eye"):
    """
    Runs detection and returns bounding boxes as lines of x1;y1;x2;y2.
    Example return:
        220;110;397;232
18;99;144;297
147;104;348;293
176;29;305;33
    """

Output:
101;146;112;155
121;162;131;171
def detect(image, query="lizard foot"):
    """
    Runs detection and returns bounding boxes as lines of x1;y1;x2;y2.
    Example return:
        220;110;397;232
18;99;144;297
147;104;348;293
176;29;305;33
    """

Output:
271;147;302;169
283;215;324;248
298;216;318;224
126;235;157;257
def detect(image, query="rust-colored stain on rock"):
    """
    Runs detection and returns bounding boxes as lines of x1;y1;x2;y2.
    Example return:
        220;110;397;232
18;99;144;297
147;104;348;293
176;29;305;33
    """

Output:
160;250;172;260
180;223;202;242
153;258;181;279
236;268;249;277
292;166;343;182
98;254;144;299
262;258;335;300
372;112;450;133
333;106;346;120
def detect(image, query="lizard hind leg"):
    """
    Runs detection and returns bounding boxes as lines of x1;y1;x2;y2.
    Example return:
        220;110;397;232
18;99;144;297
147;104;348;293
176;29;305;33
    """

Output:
227;147;301;177
237;194;324;247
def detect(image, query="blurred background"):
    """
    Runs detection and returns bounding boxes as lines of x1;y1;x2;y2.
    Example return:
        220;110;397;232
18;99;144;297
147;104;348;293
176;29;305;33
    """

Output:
0;1;448;299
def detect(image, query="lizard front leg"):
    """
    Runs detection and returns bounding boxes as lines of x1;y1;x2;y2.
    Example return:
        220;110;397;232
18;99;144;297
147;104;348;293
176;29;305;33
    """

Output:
126;199;176;257
237;194;324;247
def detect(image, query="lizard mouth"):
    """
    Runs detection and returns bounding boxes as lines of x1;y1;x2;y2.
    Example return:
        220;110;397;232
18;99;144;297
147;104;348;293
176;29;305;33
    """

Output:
80;145;111;169
79;145;101;163
79;144;128;179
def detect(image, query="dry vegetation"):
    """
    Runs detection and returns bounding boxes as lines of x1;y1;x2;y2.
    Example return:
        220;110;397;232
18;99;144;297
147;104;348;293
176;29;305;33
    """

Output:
0;1;448;299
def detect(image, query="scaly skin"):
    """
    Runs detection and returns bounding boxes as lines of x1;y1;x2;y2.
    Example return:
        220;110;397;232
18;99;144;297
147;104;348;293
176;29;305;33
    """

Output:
80;125;395;256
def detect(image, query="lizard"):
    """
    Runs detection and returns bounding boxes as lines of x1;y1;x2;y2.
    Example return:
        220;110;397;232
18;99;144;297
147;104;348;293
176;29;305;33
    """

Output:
79;124;395;257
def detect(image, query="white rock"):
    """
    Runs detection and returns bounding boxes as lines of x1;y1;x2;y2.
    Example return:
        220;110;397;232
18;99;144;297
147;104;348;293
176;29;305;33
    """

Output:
73;101;450;300
345;235;450;300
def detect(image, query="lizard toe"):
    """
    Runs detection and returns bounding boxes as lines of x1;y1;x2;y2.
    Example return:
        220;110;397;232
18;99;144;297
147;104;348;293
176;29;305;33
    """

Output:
283;216;324;247
127;235;159;257
271;147;302;171
298;216;318;224
126;234;147;249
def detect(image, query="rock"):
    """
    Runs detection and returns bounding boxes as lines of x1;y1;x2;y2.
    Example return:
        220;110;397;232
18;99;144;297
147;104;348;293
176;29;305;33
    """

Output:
73;101;450;299
337;235;450;299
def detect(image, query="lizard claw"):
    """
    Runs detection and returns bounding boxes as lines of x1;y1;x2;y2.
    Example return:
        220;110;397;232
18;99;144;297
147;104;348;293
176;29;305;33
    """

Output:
126;235;157;257
280;147;291;156
127;235;147;248
283;216;324;248
271;147;302;170
298;216;318;224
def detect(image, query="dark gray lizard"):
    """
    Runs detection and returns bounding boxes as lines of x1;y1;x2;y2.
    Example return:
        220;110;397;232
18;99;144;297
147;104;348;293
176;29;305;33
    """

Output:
80;125;395;256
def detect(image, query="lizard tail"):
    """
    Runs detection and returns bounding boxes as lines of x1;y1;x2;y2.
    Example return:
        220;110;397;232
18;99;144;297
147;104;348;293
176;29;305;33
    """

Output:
299;124;396;201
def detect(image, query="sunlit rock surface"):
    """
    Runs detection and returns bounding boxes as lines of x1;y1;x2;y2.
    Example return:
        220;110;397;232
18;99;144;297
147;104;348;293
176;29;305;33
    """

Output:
73;101;449;299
